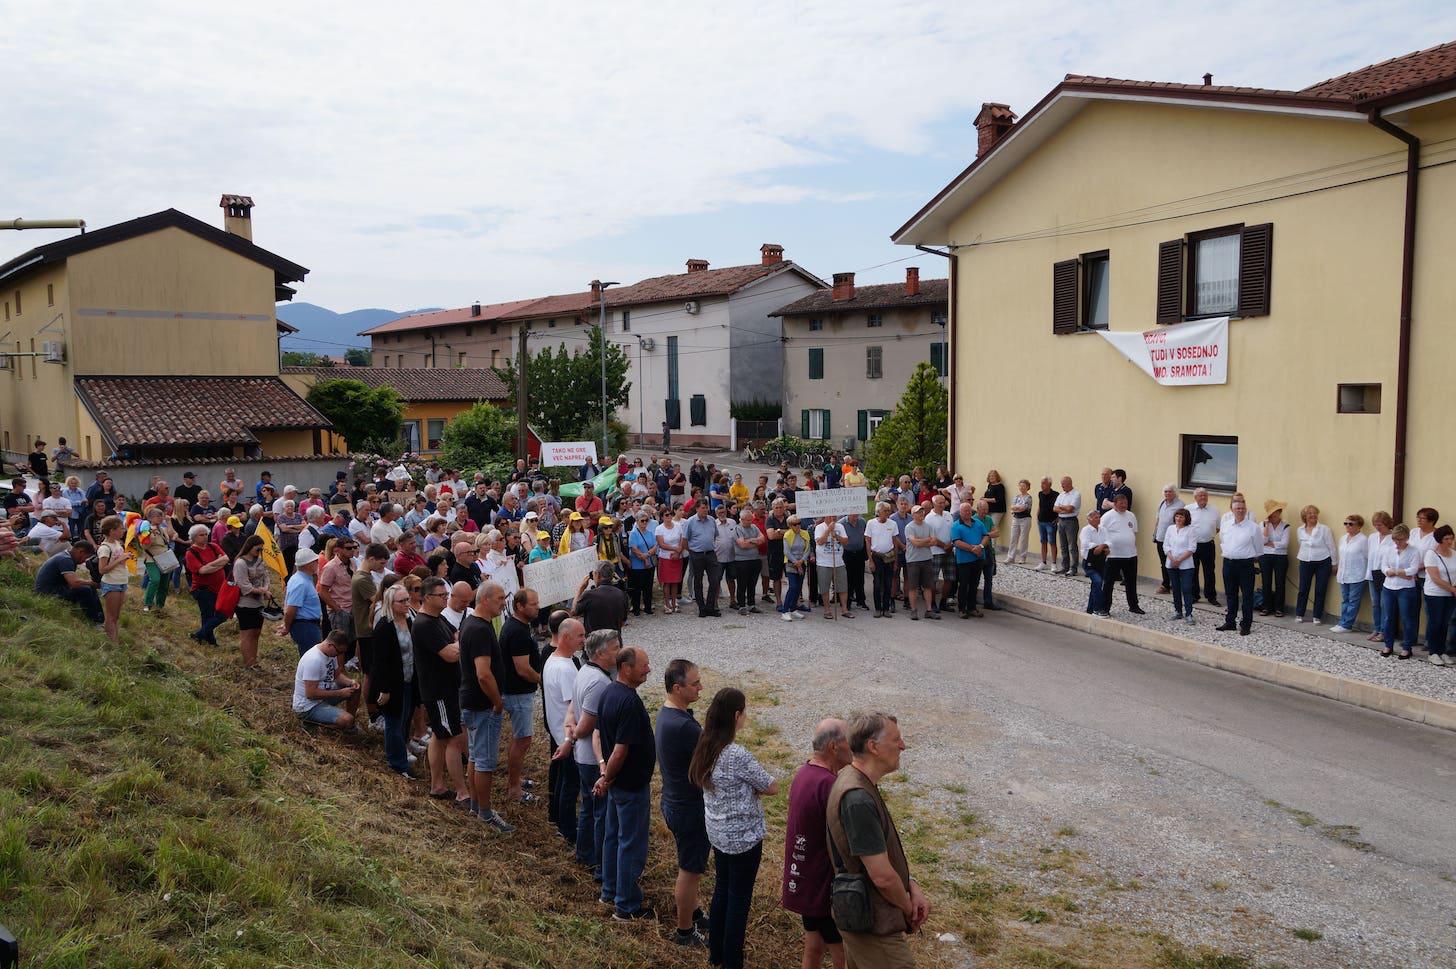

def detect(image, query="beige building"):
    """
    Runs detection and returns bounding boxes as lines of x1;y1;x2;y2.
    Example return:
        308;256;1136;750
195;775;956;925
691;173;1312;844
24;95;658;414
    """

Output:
774;267;947;448
893;41;1456;615
0;196;331;463
359;297;544;371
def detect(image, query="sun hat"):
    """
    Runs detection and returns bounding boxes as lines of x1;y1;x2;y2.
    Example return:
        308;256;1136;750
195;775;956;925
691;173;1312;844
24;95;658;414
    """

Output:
294;547;320;568
1263;499;1287;517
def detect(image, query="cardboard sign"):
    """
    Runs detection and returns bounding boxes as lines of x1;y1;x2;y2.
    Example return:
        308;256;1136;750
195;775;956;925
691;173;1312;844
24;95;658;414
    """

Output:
480;552;520;599
1096;316;1228;386
522;546;598;607
793;486;870;518
541;441;599;466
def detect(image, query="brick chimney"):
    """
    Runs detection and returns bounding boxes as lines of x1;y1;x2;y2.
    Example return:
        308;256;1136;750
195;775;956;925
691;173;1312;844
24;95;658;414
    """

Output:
905;267;920;297
972;103;1017;157
831;272;855;301
471;301;482;317
686;259;709;273
590;279;603;302
760;243;784;266
220;194;254;242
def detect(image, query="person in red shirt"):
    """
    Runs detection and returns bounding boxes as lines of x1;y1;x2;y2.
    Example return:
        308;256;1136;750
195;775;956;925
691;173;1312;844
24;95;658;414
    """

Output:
574;481;605;528
783;718;853;969
391;531;427;576
183;523;232;646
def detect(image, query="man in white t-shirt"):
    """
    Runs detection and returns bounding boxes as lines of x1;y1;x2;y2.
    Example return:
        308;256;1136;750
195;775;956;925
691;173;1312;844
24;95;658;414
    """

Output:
292;631;360;727
1099;493;1143;616
441;581;474;631
543;615;586;843
370;502;404;551
925;496;954;614
863;503;900;617
1186;489;1221;606
1079;509;1110;616
1053;477;1081;576
814;514;852;618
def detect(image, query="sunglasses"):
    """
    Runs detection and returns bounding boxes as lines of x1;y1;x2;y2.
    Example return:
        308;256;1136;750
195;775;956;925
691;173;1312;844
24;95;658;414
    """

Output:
1344;521;1358;526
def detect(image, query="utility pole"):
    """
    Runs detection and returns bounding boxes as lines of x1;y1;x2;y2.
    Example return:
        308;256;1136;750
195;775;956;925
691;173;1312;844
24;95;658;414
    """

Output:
516;326;529;460
595;280;619;460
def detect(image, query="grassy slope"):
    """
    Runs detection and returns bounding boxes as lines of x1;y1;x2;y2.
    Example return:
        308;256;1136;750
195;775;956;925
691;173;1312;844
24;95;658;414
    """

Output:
0;561;1274;968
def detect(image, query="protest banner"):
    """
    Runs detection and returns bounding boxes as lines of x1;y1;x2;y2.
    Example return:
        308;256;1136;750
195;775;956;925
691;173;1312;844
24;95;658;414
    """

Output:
541;441;598;466
522;546;598;607
793;486;870;518
1096;316;1228;386
480;552;520;599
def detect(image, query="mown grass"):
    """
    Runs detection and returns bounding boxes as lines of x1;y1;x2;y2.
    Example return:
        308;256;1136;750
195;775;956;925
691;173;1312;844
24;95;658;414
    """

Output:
2;560;1289;968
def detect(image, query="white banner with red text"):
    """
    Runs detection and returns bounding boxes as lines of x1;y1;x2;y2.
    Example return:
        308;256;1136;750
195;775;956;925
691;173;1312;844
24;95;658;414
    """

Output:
1095;316;1228;386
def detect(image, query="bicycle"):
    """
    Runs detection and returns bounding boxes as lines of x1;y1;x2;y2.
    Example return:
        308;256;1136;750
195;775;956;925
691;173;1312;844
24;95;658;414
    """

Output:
742;443;764;463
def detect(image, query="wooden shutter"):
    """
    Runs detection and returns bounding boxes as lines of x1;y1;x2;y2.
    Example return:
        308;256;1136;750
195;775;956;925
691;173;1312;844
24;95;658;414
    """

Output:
857;409;868;441
930;341;944;375
820;409;831;441
801;410;810;438
689;394;706;426
1052;259;1078;333
1238;223;1273;317
808;347;823;380
1156;239;1184;325
664;398;681;429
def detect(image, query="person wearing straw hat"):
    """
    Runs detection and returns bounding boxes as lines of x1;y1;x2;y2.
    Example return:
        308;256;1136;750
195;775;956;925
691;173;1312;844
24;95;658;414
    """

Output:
1259;499;1290;618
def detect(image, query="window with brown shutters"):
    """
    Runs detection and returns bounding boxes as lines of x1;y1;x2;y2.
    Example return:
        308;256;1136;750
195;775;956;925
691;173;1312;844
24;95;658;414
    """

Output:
1237;223;1273;317
1156;239;1184;324
1161;223;1273;324
1052;259;1078;333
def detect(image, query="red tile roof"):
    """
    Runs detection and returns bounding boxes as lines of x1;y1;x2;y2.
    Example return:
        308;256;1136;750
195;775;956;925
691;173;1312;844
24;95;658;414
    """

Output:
76;376;331;449
360;298;544;335
606;263;796;307
1301;39;1456;104
283;366;509;401
772;278;949;317
497;290;596;322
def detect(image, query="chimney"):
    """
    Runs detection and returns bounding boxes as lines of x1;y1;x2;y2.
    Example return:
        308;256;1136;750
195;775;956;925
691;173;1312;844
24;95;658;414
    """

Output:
972;103;1017;157
590;279;603;302
471;302;482;317
1203;73;1213;86
760;243;784;266
831;272;855;301
905;267;920;297
220;194;254;242
686;259;709;273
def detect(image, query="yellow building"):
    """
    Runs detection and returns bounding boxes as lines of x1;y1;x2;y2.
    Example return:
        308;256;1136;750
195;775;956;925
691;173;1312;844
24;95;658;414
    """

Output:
894;42;1456;604
0;196;331;463
280;366;511;455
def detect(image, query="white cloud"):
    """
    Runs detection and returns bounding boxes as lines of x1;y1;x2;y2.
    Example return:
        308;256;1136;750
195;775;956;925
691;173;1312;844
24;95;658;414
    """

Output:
2;0;1452;308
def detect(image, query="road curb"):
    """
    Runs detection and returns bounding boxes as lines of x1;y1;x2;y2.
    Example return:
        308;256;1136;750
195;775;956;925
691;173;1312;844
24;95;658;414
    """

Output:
1000;593;1456;733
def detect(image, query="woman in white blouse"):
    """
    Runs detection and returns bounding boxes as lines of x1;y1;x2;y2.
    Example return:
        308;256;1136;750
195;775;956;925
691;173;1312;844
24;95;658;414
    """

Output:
1331;513;1368;634
1294;505;1336;624
1365;512;1395;643
1380;523;1422;659
1163;507;1199;624
1258;500;1290;618
1423;525;1456;667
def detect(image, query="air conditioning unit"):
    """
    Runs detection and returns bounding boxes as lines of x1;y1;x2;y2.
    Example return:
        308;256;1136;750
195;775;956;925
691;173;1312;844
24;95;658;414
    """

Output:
640;337;656;352
684;300;700;315
42;340;65;363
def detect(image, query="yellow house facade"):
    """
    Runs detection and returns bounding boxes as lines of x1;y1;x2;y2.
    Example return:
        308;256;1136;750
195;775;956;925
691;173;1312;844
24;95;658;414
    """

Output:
894;43;1456;618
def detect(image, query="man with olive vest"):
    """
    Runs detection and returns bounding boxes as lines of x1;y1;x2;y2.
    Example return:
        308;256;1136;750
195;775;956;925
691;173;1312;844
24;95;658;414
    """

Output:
825;711;929;967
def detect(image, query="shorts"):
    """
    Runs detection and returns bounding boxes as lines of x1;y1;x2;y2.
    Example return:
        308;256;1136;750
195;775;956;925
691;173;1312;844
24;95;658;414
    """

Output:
100;581;129;595
801;914;843;945
463;706;503;771
502;692;535;739
904;559;936;590
661;801;710;874
939;557;958;583
425;693;464;739
327;609;353;640
235;606;263;631
767;547;785;580
298;697;346;725
1038;521;1057;544
816;564;847;594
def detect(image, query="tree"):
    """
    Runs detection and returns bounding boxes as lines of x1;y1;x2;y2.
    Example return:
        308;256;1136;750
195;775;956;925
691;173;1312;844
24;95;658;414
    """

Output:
344;347;373;367
440;402;517;471
306;378;404;452
863;362;948;483
281;350;332;367
497;327;632;441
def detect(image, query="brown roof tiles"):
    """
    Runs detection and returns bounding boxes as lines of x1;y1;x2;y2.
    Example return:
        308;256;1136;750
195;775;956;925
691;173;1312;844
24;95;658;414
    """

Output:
283;366;509;401
76;376;331;449
772;278;949;317
1301;39;1456;104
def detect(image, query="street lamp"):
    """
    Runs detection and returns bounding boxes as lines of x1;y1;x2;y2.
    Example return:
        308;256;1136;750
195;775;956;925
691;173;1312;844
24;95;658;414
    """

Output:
595;281;619;460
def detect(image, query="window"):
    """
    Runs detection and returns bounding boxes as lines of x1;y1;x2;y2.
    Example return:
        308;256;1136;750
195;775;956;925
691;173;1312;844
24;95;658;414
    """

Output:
808;347;824;380
1082;251;1110;328
490;322;498;335
13;289;19;315
381;355;389;368
621;310;630;333
548;318;556;328
808;318;823;332
1051;251;1109;334
664;398;681;430
931;310;946;326
867;314;883;328
930;342;947;377
458;351;466;366
1180;435;1238;492
401;421;421;453
465;325;473;337
490;349;500;368
427;419;446;450
801;408;831;440
689;394;706;426
47;283;53;306
3;301;7;321
857;409;890;441
1158;223;1272;324
1337;383;1382;414
866;346;883;379
667;335;679;400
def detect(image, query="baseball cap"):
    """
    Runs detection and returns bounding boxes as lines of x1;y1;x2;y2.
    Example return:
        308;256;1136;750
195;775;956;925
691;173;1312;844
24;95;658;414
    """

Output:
39;509;60;520
523;511;538;520
226;515;243;528
598;515;614;526
183;472;196;480
535;530;549;541
294;547;320;568
569;512;584;521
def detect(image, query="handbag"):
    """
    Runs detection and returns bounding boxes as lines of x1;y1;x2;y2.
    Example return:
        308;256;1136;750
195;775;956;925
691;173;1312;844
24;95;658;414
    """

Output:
826;828;874;933
152;547;180;573
215;579;241;618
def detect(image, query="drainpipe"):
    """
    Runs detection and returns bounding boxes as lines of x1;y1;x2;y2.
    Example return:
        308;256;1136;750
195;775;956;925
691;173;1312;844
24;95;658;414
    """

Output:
1365;110;1419;522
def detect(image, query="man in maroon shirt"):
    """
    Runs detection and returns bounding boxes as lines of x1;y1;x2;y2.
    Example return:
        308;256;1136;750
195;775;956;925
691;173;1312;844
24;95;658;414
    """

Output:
783;717;852;969
574;482;605;533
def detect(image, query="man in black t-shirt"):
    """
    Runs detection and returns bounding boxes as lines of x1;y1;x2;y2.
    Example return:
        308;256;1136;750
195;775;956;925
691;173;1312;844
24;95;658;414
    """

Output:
459;581;513;833
654;658;708;945
572;561;630;632
764;499;789;608
448;542;481;589
28;442;50;492
465;482;497;530
1035;476;1060;572
499;589;543;804
592;646;656;920
173;472;202;507
413;577;467;802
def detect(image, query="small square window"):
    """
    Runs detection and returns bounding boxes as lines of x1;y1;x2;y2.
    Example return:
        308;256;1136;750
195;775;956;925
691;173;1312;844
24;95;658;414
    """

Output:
1337;383;1381;414
427;419;446;450
548;318;556;328
867;314;883;328
1180;434;1238;492
808;318;823;331
866;346;883;379
931;310;946;326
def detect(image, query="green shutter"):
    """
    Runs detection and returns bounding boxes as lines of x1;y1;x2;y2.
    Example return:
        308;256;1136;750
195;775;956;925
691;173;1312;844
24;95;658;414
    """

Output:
801;409;810;438
930;342;942;375
821;409;831;440
808;347;824;380
857;410;868;441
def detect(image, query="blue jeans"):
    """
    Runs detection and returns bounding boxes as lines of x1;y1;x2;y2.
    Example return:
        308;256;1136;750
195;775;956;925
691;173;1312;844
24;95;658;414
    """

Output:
290;619;323;656
191;588;228;644
1423;595;1454;657
709;841;763;969
599;784;651;916
576;762;606;874
1085;565;1105;614
382;687;417;774
1338;582;1364;629
779;569;804;613
549;747;580;845
1382;586;1418;652
1296;558;1331;620
1369;571;1386;634
1171;568;1195;617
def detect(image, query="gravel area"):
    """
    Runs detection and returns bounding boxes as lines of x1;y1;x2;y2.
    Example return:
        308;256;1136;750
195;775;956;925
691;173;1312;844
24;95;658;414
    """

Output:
618;590;1456;969
995;560;1456;703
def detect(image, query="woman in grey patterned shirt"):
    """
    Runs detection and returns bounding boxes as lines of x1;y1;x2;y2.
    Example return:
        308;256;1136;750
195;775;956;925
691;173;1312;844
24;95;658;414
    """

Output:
689;688;779;969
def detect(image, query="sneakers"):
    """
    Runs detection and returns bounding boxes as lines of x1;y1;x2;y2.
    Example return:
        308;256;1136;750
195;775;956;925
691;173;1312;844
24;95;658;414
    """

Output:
1295;616;1306;623
1330;625;1350;633
345;657;361;672
1431;653;1449;666
611;907;656;923
1034;562;1047;572
1312;618;1322;626
1171;612;1183;621
780;612;794;622
1185;615;1196;626
370;715;386;733
748;606;762;614
672;928;706;947
478;810;516;834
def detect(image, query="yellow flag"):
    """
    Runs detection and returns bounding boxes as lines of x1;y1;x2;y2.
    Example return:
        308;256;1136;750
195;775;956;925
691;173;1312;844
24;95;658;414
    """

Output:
123;520;141;575
257;521;287;579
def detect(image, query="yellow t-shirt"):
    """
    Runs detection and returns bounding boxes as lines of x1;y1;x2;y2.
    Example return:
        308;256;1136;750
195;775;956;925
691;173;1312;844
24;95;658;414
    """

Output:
729;483;750;503
842;471;866;488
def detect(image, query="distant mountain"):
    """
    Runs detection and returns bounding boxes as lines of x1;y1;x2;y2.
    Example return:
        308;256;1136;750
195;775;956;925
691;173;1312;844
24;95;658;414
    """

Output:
276;302;441;352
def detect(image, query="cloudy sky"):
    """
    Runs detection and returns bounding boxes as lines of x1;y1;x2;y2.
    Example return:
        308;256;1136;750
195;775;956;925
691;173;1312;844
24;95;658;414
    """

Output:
4;1;1452;342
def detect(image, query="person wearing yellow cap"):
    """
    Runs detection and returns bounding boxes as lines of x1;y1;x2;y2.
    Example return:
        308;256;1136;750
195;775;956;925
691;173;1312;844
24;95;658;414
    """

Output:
596;514;623;576
221;514;247;564
529;530;553;564
560;511;590;557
